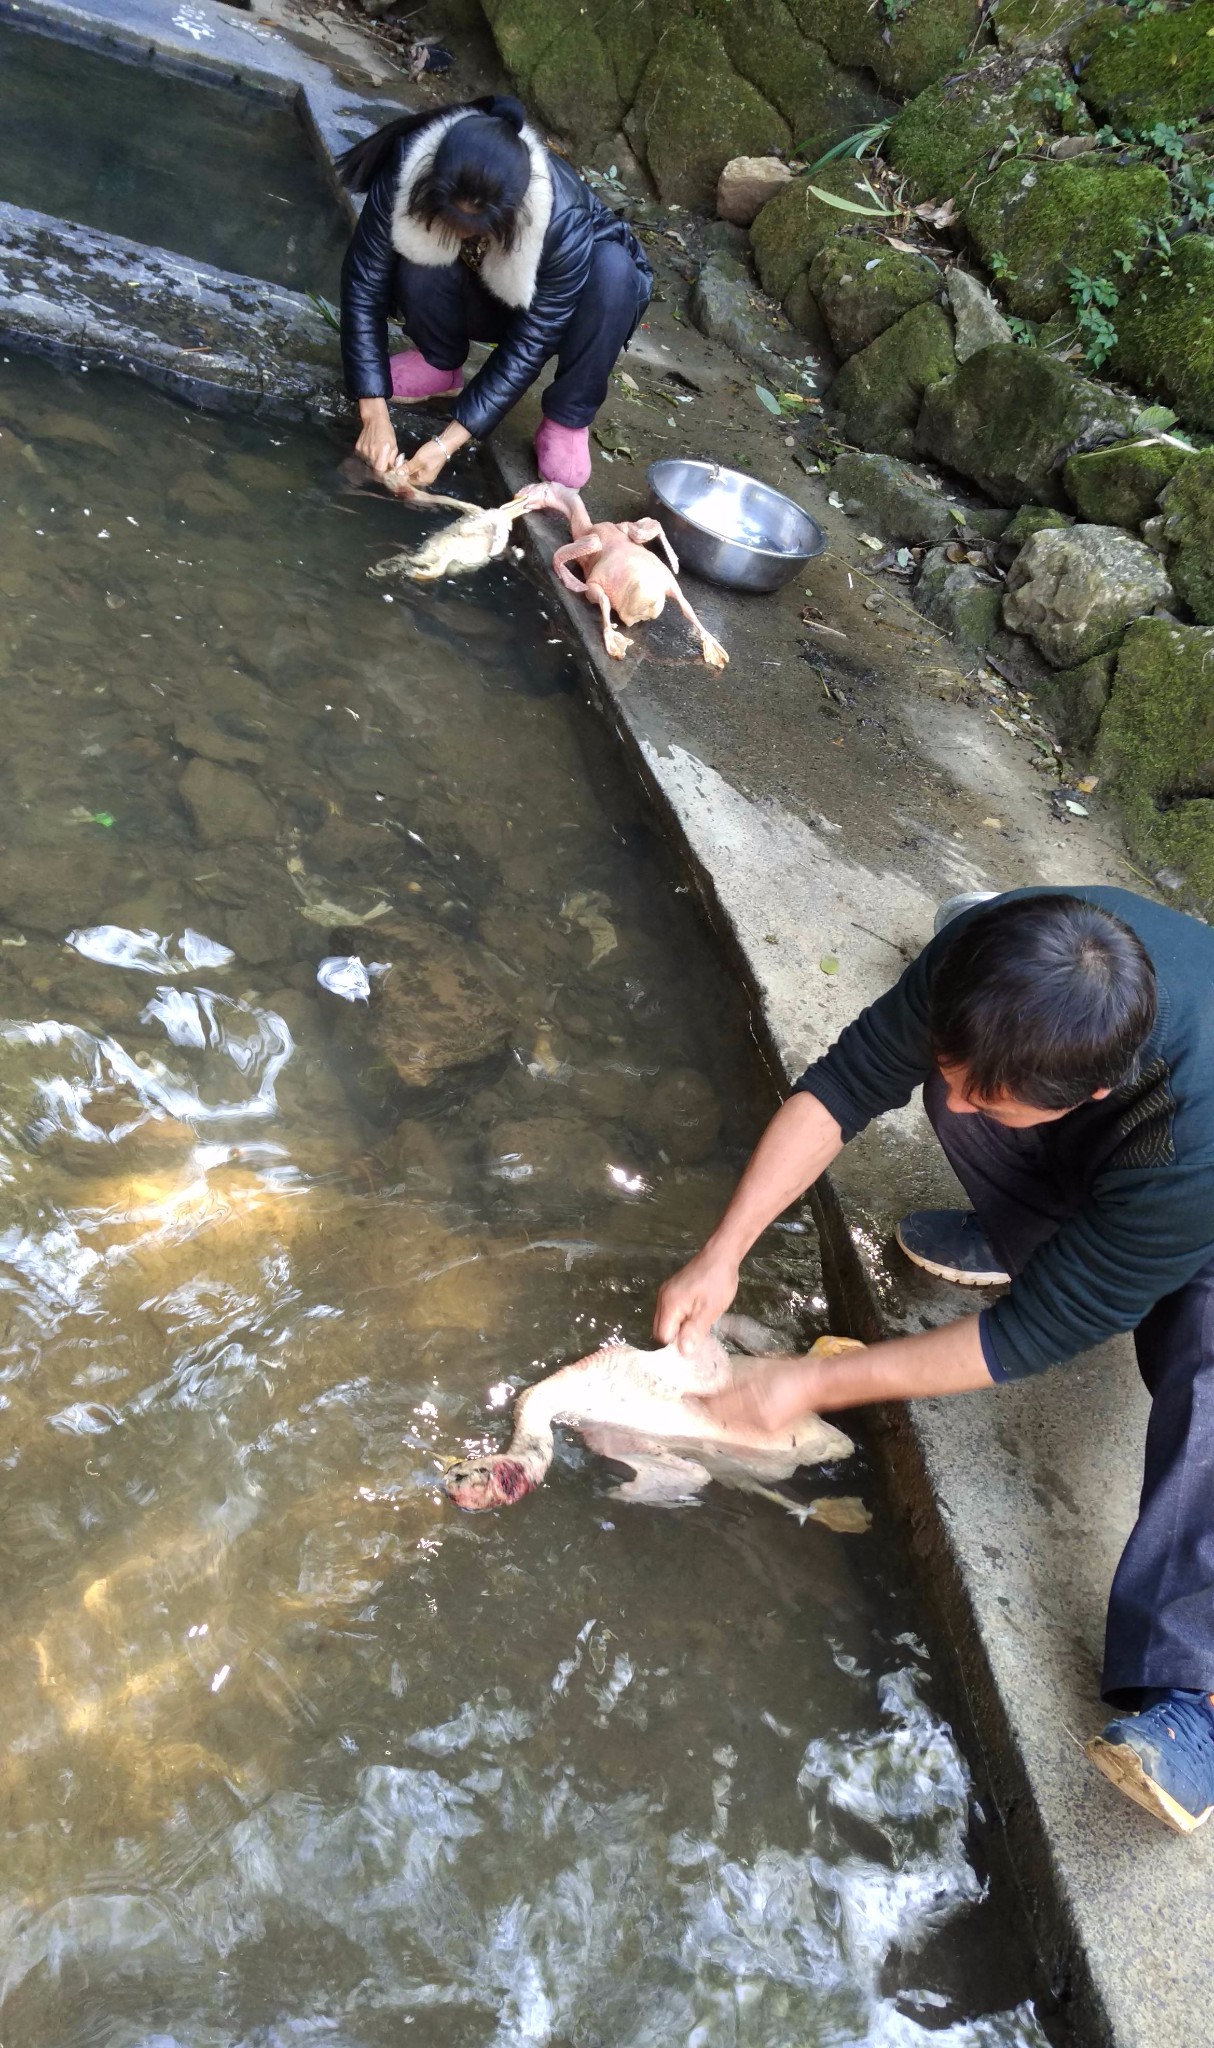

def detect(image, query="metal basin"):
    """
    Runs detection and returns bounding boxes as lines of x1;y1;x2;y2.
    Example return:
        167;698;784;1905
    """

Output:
647;458;824;594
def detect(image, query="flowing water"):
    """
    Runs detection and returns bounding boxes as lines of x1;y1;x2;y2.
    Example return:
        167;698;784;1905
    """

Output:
0;353;1051;2047
0;23;349;293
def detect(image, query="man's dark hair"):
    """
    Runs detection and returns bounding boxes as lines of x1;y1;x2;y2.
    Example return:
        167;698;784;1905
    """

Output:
928;894;1157;1109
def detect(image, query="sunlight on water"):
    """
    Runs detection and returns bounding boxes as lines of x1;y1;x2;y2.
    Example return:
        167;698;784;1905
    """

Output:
0;355;1050;2046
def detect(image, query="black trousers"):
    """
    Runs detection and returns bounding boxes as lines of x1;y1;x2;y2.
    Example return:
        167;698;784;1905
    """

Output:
395;231;651;429
924;1069;1214;1707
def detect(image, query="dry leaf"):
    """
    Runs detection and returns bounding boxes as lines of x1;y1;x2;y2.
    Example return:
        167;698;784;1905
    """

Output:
981;816;1004;828
858;534;884;552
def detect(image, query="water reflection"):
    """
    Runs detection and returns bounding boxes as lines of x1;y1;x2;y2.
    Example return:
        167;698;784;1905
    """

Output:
0;356;1048;2046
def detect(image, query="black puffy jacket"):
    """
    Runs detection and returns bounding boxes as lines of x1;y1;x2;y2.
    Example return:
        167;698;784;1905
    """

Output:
340;108;650;441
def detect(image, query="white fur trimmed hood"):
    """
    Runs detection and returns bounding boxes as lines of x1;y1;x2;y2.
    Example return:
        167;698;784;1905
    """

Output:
389;108;554;310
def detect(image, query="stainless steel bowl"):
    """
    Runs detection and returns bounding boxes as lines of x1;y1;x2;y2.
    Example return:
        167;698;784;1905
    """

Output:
647;458;824;594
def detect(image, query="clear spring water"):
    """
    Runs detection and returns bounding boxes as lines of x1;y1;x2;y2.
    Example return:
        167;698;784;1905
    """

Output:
0;22;350;293
0;353;1050;2047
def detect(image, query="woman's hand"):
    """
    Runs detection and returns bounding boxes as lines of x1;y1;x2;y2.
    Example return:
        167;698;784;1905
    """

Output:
653;1246;740;1357
355;397;401;476
398;437;450;489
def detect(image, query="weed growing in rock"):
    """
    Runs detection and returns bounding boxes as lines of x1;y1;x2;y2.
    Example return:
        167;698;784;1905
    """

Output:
1067;266;1120;368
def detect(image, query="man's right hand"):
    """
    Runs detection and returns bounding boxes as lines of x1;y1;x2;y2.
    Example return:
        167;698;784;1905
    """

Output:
653;1247;740;1357
355;398;400;476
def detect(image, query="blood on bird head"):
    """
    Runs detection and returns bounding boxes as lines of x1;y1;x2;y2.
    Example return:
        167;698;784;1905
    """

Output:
444;1456;533;1511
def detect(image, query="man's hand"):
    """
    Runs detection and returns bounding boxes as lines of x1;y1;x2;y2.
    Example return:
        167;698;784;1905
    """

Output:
653;1247;739;1357
699;1353;817;1434
355;397;400;476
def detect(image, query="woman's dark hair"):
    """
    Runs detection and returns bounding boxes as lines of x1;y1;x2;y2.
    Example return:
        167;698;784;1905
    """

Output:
928;894;1157;1109
337;96;530;249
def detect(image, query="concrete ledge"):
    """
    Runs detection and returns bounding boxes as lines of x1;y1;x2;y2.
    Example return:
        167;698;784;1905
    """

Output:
0;203;344;417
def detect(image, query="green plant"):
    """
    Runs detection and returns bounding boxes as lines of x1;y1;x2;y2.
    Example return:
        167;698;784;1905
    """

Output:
987;250;1016;282
1007;316;1037;345
1067;266;1120;368
805;177;894;217
803;122;891;170
306;291;340;333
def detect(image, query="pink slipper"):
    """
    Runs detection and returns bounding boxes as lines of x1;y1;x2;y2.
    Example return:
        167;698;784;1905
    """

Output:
388;350;464;400
535;418;591;490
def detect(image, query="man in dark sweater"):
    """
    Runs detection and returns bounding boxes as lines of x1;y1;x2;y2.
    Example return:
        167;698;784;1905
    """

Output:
654;887;1214;1835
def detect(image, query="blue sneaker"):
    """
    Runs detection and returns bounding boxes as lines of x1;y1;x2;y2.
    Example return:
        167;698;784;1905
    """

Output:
895;1209;1010;1288
1086;1690;1214;1833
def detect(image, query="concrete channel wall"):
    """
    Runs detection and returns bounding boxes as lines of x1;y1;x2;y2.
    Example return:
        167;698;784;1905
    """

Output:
2;4;1206;2041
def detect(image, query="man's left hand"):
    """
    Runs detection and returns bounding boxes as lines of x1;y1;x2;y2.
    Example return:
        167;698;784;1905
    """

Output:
698;1354;818;1435
400;438;449;488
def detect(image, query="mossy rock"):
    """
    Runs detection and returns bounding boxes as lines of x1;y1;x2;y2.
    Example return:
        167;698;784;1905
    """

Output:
626;16;790;207
916;342;1136;504
1071;1;1214;131
592;0;670;101
787;0;988;99
750;161;881;306
1031;650;1115;757
699;0;896;163
1002;504;1075;545
889;52;1086;202
1064;439;1191;528
1113;237;1214;434
485;0;568;84
826;300;957;456
1158;449;1214;625
531;26;625;140
993;0;1102;52
964;156;1171;321
1097;618;1214;907
808;236;941;356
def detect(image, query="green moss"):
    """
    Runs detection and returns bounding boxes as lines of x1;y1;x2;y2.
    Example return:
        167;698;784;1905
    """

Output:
485;0;569;84
889;53;1086;202
965;156;1171;321
1071;1;1214;131
1158;449;1214;625
809;236;942;355
1097;618;1214;907
916;342;1137;503
1002;505;1075;545
626;17;789;207
788;0;988;98
1032;650;1115;758
591;0;668;101
698;0;894;160
993;0;1099;50
1063;439;1191;526
1113;237;1214;434
826;300;957;456
750;161;879;303
532;27;624;140
783;271;832;345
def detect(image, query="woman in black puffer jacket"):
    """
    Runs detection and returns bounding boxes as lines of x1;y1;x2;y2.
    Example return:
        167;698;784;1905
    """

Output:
338;95;652;493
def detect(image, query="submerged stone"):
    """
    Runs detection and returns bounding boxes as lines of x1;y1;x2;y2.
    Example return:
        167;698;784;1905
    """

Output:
330;915;514;1097
1003;523;1172;667
1113;239;1214;434
647;1067;722;1165
808;238;941;357
750;161;885;308
1097;618;1214;908
964;157;1171;321
916;344;1136;505
627;16;789;207
888;52;1085;202
1063;440;1191;529
179;758;278;845
1158;450;1214;626
826;301;957;456
1071;1;1214;131
831;451;959;544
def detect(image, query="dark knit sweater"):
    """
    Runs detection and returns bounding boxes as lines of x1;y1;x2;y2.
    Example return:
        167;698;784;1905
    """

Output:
793;887;1214;1380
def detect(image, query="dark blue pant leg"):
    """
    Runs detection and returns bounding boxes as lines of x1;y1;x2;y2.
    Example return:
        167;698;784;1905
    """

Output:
541;235;652;428
393;258;510;372
1103;1262;1214;1705
923;1070;1214;1708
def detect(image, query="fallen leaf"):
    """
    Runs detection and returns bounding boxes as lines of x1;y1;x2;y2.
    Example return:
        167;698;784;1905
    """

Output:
819;955;839;975
915;196;960;228
827;491;845;509
1065;799;1089;817
981;816;1003;828
1077;775;1099;794
755;385;783;415
858;533;884;552
885;236;922;254
619;372;639;391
